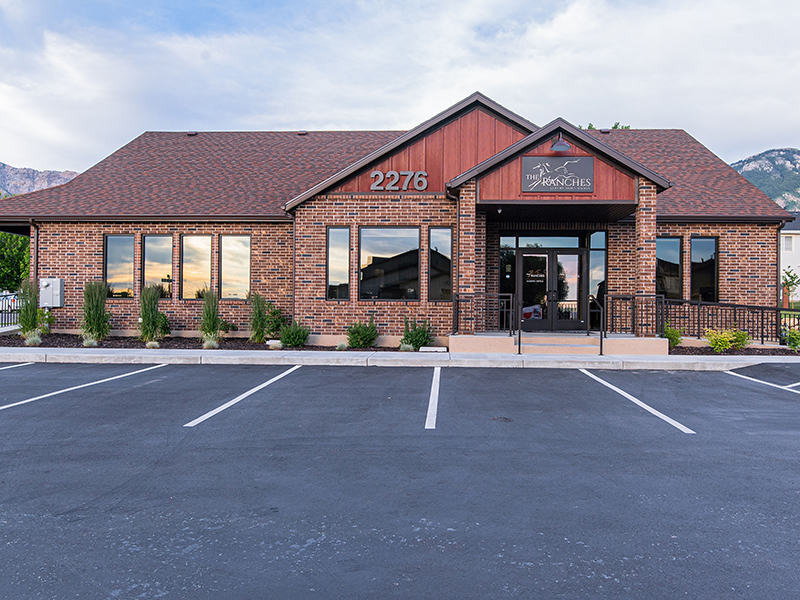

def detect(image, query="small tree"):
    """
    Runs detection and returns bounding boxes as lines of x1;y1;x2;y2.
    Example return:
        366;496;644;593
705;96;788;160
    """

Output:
783;267;800;306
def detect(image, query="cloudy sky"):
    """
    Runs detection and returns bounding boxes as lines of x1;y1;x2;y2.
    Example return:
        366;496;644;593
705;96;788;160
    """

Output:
1;0;798;173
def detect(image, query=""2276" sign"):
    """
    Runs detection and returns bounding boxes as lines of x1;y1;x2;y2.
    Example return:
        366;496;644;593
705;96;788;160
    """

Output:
370;170;428;191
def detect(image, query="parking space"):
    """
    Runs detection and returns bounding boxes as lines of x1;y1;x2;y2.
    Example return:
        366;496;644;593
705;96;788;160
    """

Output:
1;361;800;598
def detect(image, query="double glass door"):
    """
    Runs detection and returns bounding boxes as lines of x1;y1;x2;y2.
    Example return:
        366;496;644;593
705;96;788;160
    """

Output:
518;250;585;331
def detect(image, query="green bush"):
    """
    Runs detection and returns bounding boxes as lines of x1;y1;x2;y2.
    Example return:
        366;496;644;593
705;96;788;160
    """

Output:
82;281;111;341
663;321;684;349
280;320;310;348
139;284;164;342
784;328;800;352
705;328;751;353
17;279;39;335
200;290;221;342
400;316;434;351
265;301;285;338
249;292;267;343
347;316;378;348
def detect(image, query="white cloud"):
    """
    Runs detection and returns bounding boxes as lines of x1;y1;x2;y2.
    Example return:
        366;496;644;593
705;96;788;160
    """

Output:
0;0;799;171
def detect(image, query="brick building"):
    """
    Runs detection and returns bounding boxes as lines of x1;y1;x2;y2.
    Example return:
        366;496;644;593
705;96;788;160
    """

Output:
0;93;791;349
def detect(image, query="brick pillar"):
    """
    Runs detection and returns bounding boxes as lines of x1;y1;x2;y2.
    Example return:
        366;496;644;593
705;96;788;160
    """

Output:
457;180;477;332
635;178;658;336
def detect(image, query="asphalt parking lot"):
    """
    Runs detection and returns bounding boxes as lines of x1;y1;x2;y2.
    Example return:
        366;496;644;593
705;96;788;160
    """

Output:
1;361;800;599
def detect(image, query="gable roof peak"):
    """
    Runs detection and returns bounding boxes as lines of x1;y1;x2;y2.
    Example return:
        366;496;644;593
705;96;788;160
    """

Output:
283;92;538;211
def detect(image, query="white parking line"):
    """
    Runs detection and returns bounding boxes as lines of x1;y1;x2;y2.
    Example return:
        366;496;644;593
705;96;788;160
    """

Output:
425;367;441;430
184;365;302;428
580;369;696;434
725;370;800;395
0;362;34;371
0;364;168;412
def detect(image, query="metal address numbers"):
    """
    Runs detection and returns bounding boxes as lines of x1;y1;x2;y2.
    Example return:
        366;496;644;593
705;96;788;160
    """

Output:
370;170;428;191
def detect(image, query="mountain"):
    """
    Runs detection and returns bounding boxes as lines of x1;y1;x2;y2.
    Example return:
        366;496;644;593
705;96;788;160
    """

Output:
0;162;78;198
732;148;800;210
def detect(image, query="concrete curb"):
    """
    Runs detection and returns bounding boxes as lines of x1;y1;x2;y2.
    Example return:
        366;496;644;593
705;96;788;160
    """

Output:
2;347;800;370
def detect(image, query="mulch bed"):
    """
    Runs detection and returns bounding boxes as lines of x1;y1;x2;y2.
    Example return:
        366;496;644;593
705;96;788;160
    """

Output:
669;345;798;356
0;333;397;351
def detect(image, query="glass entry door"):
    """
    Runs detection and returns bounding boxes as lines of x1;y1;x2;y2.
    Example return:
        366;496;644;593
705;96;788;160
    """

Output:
519;250;586;331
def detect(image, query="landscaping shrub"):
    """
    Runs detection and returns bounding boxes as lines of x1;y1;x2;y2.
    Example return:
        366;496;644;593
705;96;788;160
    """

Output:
280;320;310;348
783;328;800;352
199;290;221;343
705;328;750;353
400;316;434;351
265;301;285;338
139;284;164;342
347;316;378;348
82;281;111;341
663;321;684;349
17;279;39;336
249;292;267;343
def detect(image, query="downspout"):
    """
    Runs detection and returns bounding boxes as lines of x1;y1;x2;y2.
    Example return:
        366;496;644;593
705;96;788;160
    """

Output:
445;184;460;334
29;218;39;281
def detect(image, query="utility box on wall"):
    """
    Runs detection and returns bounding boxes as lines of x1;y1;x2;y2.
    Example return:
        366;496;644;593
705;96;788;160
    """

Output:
39;278;64;308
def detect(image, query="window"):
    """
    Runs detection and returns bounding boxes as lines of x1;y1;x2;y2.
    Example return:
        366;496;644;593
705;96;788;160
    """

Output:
691;237;718;301
359;228;419;300
105;235;134;298
327;227;350;300
143;235;173;297
220;235;250;299
429;228;452;301
181;235;211;299
656;237;682;299
784;235;793;252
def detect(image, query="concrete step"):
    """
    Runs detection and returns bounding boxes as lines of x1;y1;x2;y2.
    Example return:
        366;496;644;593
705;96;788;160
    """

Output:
520;343;600;355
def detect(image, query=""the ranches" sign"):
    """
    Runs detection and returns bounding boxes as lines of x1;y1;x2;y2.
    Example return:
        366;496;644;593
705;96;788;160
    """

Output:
522;157;594;193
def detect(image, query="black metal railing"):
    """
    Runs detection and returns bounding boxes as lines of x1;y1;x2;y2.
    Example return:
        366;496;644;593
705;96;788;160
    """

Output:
453;293;516;336
0;292;19;327
601;294;800;345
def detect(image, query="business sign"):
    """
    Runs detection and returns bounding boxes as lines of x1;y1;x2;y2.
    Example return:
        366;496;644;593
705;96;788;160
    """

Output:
522;157;594;193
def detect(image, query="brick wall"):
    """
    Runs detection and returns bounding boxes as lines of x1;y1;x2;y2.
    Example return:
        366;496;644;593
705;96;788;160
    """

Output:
292;192;457;337
32;221;293;335
656;222;780;305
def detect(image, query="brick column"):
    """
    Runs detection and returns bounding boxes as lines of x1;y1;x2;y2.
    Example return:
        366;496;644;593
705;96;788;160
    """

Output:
635;178;658;336
457;180;477;332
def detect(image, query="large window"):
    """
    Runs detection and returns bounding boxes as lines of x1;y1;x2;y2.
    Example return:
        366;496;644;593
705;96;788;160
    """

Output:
691;237;718;301
360;228;419;300
181;235;211;299
143;235;173;297
327;227;350;300
429;228;452;301
105;235;134;298
220;235;250;299
656;237;682;299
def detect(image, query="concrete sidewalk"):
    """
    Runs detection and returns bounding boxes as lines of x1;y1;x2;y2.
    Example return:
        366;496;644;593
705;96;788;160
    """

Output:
2;345;800;370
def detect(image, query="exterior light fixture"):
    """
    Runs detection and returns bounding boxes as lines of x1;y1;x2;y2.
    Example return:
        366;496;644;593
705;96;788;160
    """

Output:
550;132;571;152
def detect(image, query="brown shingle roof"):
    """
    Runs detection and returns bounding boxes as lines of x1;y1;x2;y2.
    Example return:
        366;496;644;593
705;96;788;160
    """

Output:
586;129;791;221
0;130;402;221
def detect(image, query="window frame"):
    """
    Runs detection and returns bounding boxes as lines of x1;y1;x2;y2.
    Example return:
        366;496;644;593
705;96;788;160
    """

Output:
358;226;421;302
428;227;452;302
180;234;213;300
219;234;251;300
142;234;174;298
327;226;350;301
656;236;683;300
104;234;135;299
690;236;719;302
